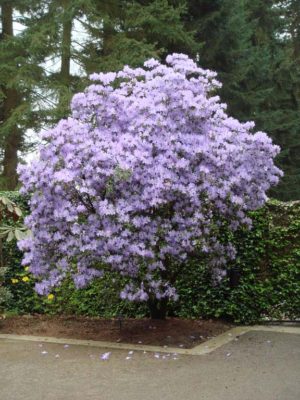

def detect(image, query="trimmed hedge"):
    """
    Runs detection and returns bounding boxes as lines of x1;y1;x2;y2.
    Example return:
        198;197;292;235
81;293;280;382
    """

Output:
2;191;300;323
172;201;300;323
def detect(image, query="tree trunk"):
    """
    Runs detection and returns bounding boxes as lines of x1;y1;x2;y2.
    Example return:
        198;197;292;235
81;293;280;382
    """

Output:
2;126;22;189
148;298;168;320
59;0;72;111
1;3;22;189
291;1;300;108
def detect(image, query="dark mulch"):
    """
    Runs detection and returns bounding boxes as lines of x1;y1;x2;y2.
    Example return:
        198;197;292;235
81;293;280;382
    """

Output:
0;315;232;348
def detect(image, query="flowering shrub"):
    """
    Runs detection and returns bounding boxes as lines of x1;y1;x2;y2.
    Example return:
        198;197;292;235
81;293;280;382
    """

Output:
18;54;282;311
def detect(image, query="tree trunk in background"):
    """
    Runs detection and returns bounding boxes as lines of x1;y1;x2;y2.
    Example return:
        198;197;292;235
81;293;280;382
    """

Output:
58;0;72;110
291;0;300;107
1;3;22;190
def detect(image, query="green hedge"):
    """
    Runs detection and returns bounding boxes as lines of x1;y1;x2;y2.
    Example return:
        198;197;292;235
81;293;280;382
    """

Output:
173;201;300;323
2;191;300;323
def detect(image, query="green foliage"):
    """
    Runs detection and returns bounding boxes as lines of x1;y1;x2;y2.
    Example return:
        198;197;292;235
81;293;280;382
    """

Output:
0;267;12;311
1;1;299;198
1;192;299;324
173;200;300;323
1;0;198;188
0;195;27;310
40;273;148;318
0;194;28;241
185;0;300;201
0;191;30;310
0;191;32;312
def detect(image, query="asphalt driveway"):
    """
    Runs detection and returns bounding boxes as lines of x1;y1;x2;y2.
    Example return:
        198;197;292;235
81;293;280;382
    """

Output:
0;329;299;400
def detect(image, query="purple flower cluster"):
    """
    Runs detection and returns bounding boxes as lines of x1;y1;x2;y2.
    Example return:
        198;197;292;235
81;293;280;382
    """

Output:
18;54;282;301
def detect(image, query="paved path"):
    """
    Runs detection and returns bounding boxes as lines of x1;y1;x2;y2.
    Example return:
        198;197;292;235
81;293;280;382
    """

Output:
0;329;299;400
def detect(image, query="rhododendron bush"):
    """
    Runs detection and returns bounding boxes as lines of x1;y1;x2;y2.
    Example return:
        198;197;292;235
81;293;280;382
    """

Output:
18;54;282;315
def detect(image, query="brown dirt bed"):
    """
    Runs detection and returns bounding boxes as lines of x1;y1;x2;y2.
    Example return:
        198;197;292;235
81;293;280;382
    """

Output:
0;315;232;349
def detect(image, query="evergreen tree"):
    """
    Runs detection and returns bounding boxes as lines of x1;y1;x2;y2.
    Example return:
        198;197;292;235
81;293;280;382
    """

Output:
184;0;253;119
78;0;198;74
185;0;300;200
267;0;300;200
0;0;45;189
1;0;298;197
26;0;198;120
0;1;22;189
0;0;198;188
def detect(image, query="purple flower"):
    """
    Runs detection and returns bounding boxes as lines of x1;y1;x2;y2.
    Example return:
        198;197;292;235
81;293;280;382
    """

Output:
18;54;282;302
100;352;111;360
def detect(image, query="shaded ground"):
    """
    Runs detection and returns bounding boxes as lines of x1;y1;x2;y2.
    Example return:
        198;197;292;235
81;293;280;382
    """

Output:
0;330;299;400
0;315;231;348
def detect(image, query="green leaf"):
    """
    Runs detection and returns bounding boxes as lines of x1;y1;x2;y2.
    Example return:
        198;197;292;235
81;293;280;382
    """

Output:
15;229;29;240
7;230;15;242
14;229;23;241
14;207;23;217
0;196;9;205
7;203;14;213
0;230;10;238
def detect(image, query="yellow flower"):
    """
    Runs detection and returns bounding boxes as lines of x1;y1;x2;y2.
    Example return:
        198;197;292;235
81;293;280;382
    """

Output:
24;266;29;271
47;294;54;301
22;276;30;282
11;278;19;284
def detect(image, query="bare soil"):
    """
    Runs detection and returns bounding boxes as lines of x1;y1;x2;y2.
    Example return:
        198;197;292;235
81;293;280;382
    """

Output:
0;315;232;348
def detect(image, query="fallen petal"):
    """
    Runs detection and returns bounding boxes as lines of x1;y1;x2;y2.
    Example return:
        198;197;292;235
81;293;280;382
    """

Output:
101;352;111;361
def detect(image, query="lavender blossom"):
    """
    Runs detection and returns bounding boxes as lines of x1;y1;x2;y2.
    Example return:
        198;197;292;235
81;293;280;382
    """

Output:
18;54;282;301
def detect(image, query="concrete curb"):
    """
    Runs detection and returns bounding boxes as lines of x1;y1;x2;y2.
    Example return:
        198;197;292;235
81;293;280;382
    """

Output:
0;333;190;355
191;325;300;355
0;325;299;356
